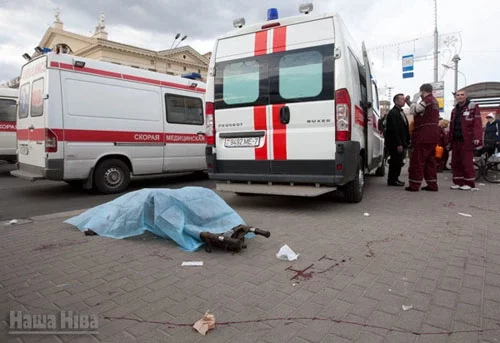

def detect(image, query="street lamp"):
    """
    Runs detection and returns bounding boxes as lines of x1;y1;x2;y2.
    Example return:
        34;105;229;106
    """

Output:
442;54;465;93
174;35;187;48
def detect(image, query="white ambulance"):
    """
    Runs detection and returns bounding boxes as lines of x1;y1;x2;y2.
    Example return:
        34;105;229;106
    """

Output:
0;87;18;163
205;4;384;202
11;52;207;194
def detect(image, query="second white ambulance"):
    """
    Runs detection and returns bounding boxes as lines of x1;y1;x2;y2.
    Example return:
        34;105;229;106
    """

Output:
0;87;18;163
205;4;385;202
11;52;207;193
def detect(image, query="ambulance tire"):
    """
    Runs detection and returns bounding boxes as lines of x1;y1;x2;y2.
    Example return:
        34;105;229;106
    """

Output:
94;159;131;194
343;157;364;203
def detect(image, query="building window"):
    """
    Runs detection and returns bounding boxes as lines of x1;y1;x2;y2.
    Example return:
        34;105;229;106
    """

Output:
183;55;186;59
148;68;157;72
183;66;187;71
167;72;175;75
168;63;171;68
198;69;201;74
131;65;140;69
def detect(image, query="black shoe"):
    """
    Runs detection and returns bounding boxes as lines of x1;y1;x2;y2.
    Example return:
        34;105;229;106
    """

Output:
388;181;404;187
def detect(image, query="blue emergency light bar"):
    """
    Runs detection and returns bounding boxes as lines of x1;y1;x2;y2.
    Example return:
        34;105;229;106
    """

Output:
267;8;278;20
181;72;202;80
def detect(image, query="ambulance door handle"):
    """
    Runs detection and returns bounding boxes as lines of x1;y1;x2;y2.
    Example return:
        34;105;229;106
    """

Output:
280;106;290;125
28;125;35;131
197;131;206;136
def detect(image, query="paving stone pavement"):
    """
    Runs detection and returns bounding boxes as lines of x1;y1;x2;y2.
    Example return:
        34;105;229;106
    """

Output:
1;169;500;343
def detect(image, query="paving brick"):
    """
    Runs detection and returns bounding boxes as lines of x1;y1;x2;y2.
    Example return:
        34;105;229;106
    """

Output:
338;285;367;304
365;310;396;336
383;331;417;343
395;309;426;333
458;287;482;307
355;331;384;343
296;320;332;343
425;305;453;330
414;278;437;295
432;289;458;309
376;293;405;315
348;297;379;319
329;314;366;341
485;273;500;287
461;274;483;290
437;277;461;293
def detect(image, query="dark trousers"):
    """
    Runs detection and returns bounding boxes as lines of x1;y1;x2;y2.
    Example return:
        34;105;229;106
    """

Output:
408;143;438;191
451;141;475;187
387;147;404;183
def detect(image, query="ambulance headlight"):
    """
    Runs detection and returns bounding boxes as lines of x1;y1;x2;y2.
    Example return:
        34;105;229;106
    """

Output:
233;17;245;28
299;3;313;14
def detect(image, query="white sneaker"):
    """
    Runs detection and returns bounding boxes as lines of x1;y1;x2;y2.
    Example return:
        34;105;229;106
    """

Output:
459;185;472;190
450;184;460;189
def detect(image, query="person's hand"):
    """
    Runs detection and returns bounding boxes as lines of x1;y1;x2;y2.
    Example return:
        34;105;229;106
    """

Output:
397;145;403;153
412;93;420;103
446;143;451;151
473;139;480;146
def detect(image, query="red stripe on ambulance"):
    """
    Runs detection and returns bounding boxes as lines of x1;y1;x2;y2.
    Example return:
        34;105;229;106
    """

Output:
16;128;205;144
253;106;268;160
272;26;287;53
254;31;268;56
0;122;16;132
272;105;287;160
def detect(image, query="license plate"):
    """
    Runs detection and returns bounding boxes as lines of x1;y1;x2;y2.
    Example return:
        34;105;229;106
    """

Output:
224;137;260;148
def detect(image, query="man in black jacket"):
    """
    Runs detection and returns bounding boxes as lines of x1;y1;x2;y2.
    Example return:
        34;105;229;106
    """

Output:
385;93;411;186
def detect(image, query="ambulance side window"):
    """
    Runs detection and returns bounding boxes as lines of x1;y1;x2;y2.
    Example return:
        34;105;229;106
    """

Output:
222;60;260;105
269;44;334;104
0;99;17;122
165;94;204;125
18;83;30;119
278;50;323;99
31;78;44;117
371;81;380;112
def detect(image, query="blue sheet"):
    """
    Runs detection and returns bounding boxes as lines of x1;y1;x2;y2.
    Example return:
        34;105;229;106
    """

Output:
64;187;247;252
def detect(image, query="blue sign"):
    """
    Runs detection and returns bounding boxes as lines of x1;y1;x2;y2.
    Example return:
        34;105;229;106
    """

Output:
402;54;414;78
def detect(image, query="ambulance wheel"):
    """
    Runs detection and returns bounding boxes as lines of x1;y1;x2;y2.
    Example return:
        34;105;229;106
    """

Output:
94;159;130;194
343;158;364;203
375;162;385;177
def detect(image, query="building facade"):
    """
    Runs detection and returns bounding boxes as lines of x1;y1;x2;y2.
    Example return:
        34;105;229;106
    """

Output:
6;12;210;88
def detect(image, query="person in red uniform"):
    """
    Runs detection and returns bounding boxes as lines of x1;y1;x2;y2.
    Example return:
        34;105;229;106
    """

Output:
404;83;440;192
447;90;483;190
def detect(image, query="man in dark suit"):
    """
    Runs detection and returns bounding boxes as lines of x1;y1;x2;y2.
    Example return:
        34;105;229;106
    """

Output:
385;93;411;186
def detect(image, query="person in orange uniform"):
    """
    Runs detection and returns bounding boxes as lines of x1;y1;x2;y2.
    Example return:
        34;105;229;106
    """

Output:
404;83;440;192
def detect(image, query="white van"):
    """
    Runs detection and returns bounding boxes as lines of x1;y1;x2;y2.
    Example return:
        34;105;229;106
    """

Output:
204;4;385;202
11;52;207;193
0;87;18;163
